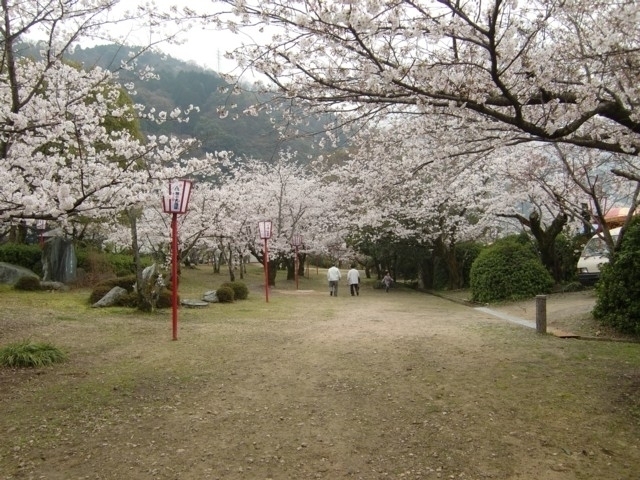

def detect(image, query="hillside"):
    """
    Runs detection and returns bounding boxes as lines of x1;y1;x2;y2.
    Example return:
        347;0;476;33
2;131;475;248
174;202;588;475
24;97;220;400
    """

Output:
68;44;337;162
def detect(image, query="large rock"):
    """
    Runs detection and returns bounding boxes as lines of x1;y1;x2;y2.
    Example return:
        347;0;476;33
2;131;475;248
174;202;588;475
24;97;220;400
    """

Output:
92;286;128;308
0;262;39;285
134;263;164;310
42;237;77;283
202;290;219;303
141;264;159;287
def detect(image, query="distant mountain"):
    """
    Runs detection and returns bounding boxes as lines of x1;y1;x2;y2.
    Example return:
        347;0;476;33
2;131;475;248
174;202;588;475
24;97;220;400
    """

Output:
68;44;338;162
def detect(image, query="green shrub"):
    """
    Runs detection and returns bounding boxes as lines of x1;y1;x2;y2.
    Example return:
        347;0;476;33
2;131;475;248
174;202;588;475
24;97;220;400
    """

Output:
156;289;176;309
115;291;140;308
97;275;137;291
105;253;137;277
77;249;153;279
0;340;67;368
470;238;554;303
14;275;41;291
216;286;235;303
593;218;640;335
77;249;114;276
0;244;42;273
220;281;249;300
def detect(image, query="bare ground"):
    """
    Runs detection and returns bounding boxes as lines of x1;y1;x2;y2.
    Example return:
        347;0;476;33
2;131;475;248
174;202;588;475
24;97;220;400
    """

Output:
1;273;639;480
441;289;634;340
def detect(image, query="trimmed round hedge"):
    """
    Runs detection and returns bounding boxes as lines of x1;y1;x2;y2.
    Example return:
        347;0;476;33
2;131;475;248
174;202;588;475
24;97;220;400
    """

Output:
14;275;42;291
470;238;553;303
219;281;249;300
215;286;235;303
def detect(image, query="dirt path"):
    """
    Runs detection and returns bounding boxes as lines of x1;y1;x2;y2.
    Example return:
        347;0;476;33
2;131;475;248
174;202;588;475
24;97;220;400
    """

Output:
486;290;597;326
1;285;639;480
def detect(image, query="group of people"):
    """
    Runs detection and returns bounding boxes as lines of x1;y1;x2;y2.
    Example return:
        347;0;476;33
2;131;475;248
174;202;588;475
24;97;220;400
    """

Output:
327;264;394;296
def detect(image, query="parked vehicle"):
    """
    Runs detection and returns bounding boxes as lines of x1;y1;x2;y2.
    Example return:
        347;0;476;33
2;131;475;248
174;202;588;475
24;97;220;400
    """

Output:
577;227;621;286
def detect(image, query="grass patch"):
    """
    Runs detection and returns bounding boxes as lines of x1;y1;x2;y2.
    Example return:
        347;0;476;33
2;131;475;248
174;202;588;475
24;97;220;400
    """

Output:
0;340;67;368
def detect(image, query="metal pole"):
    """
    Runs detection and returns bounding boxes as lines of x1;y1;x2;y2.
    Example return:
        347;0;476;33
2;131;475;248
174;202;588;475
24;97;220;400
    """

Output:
535;295;547;334
264;238;269;303
171;213;179;340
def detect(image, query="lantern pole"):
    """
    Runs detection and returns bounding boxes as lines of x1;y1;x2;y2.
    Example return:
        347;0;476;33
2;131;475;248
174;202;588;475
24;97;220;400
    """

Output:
258;220;272;303
171;212;179;340
162;179;193;341
295;245;299;290
36;220;47;248
291;234;303;290
264;237;270;302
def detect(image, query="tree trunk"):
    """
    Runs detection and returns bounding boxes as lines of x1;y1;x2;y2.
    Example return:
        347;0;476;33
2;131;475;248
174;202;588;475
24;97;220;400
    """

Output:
130;210;153;312
227;242;235;282
527;211;568;284
499;211;568;284
268;259;277;286
249;245;278;286
213;248;222;274
420;256;435;290
238;250;245;280
286;257;295;280
434;237;461;290
9;221;28;244
298;253;306;277
416;264;426;289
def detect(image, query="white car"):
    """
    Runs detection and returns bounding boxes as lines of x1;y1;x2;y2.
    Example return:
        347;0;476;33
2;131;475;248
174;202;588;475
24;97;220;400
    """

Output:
576;227;620;285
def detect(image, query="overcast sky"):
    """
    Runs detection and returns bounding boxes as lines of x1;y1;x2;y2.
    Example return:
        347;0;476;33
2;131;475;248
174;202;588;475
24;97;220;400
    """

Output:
112;0;258;76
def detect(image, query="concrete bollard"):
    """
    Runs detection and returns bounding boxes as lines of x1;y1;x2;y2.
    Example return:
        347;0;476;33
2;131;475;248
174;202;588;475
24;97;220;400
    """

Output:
536;295;547;334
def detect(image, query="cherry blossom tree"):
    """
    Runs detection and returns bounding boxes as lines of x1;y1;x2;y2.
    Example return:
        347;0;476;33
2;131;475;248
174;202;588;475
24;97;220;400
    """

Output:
0;0;218;232
330;113;495;287
220;153;341;285
551;145;640;253
137;0;640;294
98;151;341;286
184;1;640;159
101;167;233;262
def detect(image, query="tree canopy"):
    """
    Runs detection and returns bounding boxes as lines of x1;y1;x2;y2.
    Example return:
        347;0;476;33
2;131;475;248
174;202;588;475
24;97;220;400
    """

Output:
165;1;640;169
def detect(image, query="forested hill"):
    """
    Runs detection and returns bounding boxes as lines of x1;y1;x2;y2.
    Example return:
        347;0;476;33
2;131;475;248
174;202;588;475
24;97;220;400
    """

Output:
68;44;335;161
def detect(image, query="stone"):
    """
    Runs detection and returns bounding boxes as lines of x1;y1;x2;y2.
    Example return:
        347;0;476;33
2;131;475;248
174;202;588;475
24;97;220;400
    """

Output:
140;264;159;289
181;299;209;308
92;286;128;308
42;237;77;283
202;290;219;303
134;263;164;309
40;281;70;292
0;262;39;285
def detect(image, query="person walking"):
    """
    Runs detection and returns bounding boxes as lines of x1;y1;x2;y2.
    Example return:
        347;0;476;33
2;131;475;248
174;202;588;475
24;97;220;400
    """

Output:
347;264;361;296
327;264;341;296
382;271;393;292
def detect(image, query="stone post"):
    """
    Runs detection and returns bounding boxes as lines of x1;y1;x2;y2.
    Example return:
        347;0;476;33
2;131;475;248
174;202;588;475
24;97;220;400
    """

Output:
536;295;547;334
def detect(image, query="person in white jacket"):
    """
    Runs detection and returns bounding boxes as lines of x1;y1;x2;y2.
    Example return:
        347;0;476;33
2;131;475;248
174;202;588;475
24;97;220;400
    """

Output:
327;264;341;296
347;264;361;296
